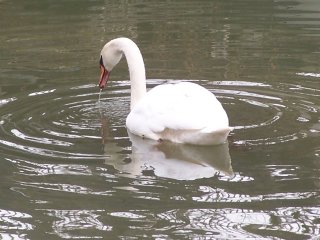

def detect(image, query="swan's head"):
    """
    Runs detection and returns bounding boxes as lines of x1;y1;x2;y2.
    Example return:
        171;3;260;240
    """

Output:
99;40;123;89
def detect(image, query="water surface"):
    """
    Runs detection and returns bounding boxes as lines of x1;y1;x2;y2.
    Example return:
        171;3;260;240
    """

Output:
0;0;320;239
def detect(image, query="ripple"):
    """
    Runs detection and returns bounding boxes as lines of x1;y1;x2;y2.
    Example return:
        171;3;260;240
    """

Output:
155;207;320;239
0;97;17;107
262;207;320;238
0;209;33;231
47;209;112;238
0;83;128;160
209;80;319;146
296;72;320;78
157;208;268;239
0;80;319;161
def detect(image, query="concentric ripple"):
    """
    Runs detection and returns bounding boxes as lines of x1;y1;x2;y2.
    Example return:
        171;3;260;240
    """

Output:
209;80;320;146
0;82;130;160
0;80;319;160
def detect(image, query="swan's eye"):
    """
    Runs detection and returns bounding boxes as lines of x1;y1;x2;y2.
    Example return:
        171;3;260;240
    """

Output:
99;56;104;67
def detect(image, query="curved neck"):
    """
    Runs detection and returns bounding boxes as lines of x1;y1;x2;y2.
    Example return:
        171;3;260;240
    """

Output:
119;38;146;110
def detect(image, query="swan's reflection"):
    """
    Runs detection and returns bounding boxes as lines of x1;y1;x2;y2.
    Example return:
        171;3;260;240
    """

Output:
126;132;233;180
100;112;233;180
103;131;232;181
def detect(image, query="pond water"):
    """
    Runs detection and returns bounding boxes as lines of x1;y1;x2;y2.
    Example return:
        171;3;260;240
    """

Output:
1;0;320;239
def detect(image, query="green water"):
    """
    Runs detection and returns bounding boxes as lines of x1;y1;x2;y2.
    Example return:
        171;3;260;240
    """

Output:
0;0;320;239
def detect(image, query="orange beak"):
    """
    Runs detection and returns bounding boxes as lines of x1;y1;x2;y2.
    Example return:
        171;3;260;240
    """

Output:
99;65;110;89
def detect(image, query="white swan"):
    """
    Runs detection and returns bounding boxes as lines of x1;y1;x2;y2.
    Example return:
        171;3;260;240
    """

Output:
99;37;232;145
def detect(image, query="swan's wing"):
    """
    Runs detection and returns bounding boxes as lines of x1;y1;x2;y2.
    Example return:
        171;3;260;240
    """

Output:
126;82;229;136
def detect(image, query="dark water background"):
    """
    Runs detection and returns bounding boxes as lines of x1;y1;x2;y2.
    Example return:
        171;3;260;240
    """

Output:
0;0;320;239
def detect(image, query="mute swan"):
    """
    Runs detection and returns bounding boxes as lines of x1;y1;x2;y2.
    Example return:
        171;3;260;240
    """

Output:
99;37;232;145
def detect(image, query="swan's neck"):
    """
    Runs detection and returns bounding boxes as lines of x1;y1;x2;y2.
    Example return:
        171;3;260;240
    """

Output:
121;39;146;110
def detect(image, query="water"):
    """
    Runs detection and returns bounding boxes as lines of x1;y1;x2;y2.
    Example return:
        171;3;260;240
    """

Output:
1;0;320;239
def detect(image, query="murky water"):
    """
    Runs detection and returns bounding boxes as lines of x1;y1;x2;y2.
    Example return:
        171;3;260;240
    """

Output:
1;0;320;239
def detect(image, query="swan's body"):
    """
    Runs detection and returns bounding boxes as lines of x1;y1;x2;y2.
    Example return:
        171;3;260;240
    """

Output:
99;37;231;145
